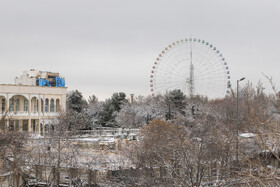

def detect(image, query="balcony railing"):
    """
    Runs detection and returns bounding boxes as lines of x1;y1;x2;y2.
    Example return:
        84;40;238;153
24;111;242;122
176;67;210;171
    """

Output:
44;112;60;116
9;111;29;116
0;111;59;117
76;128;140;138
30;112;39;116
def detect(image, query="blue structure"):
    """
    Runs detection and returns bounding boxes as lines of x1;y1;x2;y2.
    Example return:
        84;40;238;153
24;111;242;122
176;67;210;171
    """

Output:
38;77;65;87
55;77;65;87
38;78;50;86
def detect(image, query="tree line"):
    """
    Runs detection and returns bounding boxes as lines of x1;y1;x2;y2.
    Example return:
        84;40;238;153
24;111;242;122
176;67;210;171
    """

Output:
66;80;270;131
66;80;280;185
2;79;280;186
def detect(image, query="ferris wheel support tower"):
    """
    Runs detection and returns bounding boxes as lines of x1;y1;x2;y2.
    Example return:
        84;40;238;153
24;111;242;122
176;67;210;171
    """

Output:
189;44;194;97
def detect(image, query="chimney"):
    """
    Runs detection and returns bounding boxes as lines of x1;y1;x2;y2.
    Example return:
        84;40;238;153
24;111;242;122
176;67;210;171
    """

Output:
130;94;134;104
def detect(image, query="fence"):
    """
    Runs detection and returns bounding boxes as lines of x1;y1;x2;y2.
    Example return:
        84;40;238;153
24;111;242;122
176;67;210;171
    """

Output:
76;128;140;138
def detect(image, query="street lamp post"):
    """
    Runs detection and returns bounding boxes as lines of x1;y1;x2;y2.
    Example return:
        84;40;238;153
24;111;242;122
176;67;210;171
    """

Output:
236;77;245;162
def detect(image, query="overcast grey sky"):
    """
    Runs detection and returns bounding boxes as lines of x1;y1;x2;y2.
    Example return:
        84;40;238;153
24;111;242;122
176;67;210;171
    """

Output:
0;0;279;100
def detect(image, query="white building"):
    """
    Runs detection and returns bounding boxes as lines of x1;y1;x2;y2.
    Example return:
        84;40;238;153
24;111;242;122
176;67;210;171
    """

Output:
0;69;67;134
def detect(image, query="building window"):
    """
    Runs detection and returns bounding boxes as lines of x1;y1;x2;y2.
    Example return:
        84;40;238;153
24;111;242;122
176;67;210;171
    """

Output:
35;99;38;112
41;99;44;112
23;120;28;131
15;99;19;112
32;98;38;112
40;123;43;135
9;120;14;131
15;120;19;131
56;99;60;112
45;99;49;112
9;99;14;112
1;99;5;113
50;99;55;112
24;99;28;112
32;119;36;132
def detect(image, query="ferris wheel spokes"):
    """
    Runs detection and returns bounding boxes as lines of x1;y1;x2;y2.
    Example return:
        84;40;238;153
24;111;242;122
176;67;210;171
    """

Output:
150;38;231;98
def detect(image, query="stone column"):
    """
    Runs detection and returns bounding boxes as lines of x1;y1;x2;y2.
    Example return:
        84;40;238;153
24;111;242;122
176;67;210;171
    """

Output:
19;120;23;132
38;94;42;135
28;119;31;132
28;94;32;132
5;94;10;130
38;119;41;134
28;94;31;115
43;95;45;114
38;94;41;116
5;93;9;113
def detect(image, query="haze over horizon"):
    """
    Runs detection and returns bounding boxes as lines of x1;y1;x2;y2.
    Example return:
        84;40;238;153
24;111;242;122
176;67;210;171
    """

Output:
0;0;279;101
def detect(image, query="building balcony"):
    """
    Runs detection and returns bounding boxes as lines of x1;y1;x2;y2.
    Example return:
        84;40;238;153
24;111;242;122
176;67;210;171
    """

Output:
9;111;29;117
44;112;60;117
30;112;39;116
0;111;60;117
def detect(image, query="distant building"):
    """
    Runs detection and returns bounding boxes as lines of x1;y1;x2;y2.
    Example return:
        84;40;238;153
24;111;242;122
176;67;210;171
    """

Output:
0;69;67;134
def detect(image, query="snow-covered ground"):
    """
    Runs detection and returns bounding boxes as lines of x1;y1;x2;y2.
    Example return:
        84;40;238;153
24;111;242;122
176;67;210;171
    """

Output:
26;133;136;171
74;137;115;143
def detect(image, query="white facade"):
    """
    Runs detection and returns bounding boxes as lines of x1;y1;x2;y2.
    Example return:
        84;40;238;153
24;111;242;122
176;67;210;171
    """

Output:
15;69;39;86
0;84;67;134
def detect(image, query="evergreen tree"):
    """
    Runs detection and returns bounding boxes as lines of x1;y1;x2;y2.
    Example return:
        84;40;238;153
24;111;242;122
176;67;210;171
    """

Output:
66;90;91;129
165;89;187;120
111;92;127;112
88;94;98;105
96;92;127;127
66;90;87;113
97;99;118;127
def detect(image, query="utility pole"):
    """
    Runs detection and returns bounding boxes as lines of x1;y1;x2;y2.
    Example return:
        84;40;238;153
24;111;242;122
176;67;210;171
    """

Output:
236;77;245;162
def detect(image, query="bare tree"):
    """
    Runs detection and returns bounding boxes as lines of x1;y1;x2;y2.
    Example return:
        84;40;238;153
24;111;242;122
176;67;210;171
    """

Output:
0;113;29;187
27;111;82;186
122;119;236;186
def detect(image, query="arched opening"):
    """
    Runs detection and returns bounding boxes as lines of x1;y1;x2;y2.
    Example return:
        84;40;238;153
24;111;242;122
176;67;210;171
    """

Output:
9;95;29;113
41;99;44;112
45;98;49;112
0;96;6;113
9;98;14;112
50;99;55;112
56;99;60;112
24;98;28;112
15;99;19;112
31;97;38;112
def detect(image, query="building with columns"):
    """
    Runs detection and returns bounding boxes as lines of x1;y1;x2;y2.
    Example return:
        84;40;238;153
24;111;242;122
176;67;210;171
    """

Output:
0;69;67;134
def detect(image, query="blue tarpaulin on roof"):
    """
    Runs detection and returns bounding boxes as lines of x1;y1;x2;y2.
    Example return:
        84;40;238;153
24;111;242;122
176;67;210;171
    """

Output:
55;77;65;87
38;78;50;86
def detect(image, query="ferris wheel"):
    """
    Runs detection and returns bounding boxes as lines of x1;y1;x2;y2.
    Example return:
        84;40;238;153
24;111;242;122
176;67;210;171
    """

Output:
150;38;231;98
